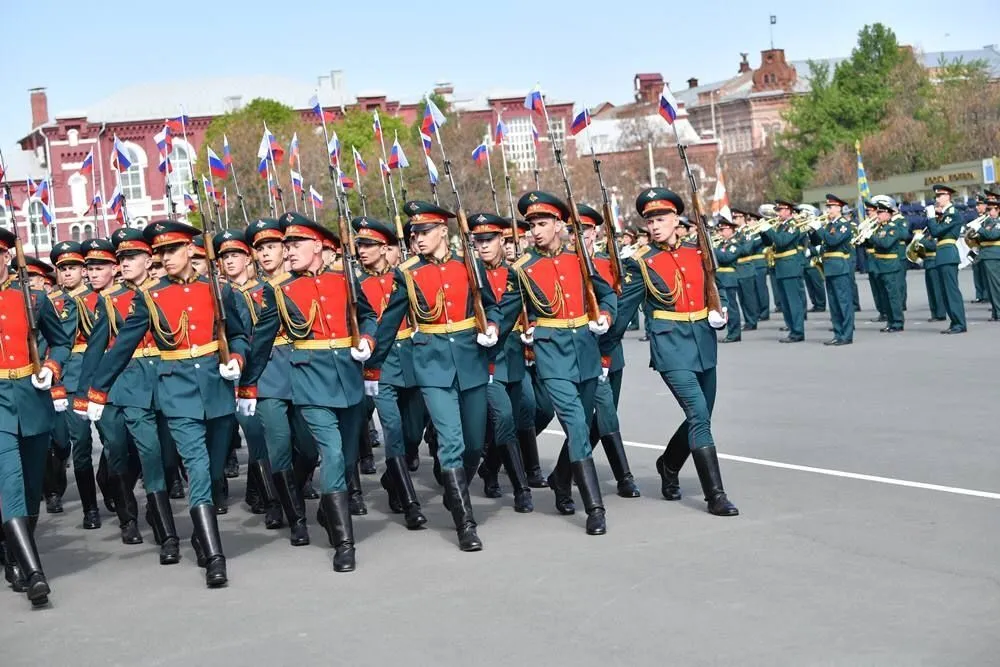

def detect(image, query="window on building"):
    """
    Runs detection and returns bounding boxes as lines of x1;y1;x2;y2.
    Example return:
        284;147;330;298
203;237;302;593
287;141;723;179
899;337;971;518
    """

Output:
166;143;194;202
82;223;95;240
67;129;80;146
70;224;81;242
26;201;51;249
548;118;566;150
654;168;669;188
504;116;538;173
0;202;9;231
68;173;88;214
119;144;146;201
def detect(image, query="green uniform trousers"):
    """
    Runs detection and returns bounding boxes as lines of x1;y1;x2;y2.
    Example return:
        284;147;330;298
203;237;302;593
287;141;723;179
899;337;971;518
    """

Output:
419;382;487;472
98;405;165;494
755;267;771;318
295;404;364;493
163;415;233;507
983;259;1000;319
925;266;946;319
374;384;424;459
660;368;717;449
720;285;742;339
776;277;806;338
938;264;967;329
255;398;318;473
541;377;597;463
486;379;521;450
804;266;826;310
235;411;269;466
973;260;987;301
519;368;555;434
593;369;623;437
0;432;48;519
876;271;905;329
826;274;856;342
737;276;760;328
868;272;887;317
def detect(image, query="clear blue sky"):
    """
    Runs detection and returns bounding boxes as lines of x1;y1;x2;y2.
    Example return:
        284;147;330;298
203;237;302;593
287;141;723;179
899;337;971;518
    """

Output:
3;0;998;148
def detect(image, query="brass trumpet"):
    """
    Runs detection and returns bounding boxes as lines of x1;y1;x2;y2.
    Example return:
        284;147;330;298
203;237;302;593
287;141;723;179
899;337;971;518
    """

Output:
964;214;988;250
851;215;879;245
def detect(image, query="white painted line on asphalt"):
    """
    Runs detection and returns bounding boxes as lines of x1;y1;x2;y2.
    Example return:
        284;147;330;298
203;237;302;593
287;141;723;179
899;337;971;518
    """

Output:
540;429;1000;501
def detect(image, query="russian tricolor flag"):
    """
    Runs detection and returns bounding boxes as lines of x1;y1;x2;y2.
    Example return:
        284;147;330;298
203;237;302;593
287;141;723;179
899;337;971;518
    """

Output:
289;132;300;164
338;169;354;190
207;147;228;180
290;169;303;194
425;155;439;186
379;159;390;176
34;179;50;205
80;150;94;176
257;157;268;179
530;120;540;146
353;147;367;175
569;109;591;136
158;152;172;174
309;95;336;122
421;96;447;135
328;132;341;167
154;126;173;155
658;87;679;124
223;135;233;166
471;143;488;166
372;111;383;144
183;192;197;212
40;202;53;225
310;186;324;208
388;137;408;170
108;184;125;214
420;131;433;157
494;117;507;146
112;136;132;172
524;85;544;114
89;193;102;214
166;115;189;133
203;176;216;201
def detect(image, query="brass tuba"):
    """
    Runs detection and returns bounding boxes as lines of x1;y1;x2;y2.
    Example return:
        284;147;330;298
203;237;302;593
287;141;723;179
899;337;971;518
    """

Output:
964;214;988;250
905;228;927;266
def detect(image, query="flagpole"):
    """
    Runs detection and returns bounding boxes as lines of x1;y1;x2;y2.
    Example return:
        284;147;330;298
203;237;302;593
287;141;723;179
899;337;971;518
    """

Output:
224;137;251;225
311;91;348;228
373;113;400;224
223;187;230;228
377;160;392;219
310;190;317;219
95;134;110;233
483;127;500;215
262;122;286;215
296;140;306;214
289;133;299;212
352;146;368;217
496;112;517;221
176;106;207;217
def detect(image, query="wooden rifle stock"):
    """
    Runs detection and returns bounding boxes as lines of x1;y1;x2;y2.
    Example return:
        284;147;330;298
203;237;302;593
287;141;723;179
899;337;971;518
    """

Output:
336;212;362;347
675;143;722;314
14;238;42;374
201;223;231;364
600;198;623;293
564;192;602;321
456;208;489;333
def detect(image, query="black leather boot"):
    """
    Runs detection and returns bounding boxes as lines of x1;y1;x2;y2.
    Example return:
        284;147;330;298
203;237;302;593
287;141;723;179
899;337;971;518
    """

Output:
347;463;367;516
244;462;264;514
0;512;24;592
498;443;533;513
97;453;117;514
478;445;502;498
691;446;739;516
43;449;65;514
252;461;284;529
405;451;420;472
3;517;50;607
75;467;102;529
386;456;427;530
145;492;180;565
293;456;319;500
441;468;482;552
358;427;377;475
572;458;607;535
425;423;443;486
224;447;240;479
272;469;309;546
517;429;548;488
655;424;691;501
319;492;355;572
211;478;229;515
190;504;227;587
546;444;575;515
600;431;640;498
380;470;403;513
115;474;143;545
166;467;185;499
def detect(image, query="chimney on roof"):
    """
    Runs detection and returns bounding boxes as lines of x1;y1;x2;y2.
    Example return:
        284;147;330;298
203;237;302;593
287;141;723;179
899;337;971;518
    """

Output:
738;53;752;74
330;70;344;94
30;87;48;127
633;73;664;104
433;81;454;100
687;77;699;89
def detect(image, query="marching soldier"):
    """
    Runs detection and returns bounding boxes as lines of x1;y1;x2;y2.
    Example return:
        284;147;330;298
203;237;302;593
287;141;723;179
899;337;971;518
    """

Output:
82;220;250;588
612;188;738;517
925;184;967;333
799;206;827;314
916;228;947;322
971;194;988;303
49;240;104;528
743;211;772;322
869;196;905;332
468;212;534;512
508;191;616;535
760;200;806;343
74;228;180;561
216;228;285;529
242;218;317;546
0;227;71;608
240;212;379;571
861;200;888;323
372;201;502;552
713;215;743;343
970;195;1000;320
812;195;855;345
352;215;430;528
730;209;760;332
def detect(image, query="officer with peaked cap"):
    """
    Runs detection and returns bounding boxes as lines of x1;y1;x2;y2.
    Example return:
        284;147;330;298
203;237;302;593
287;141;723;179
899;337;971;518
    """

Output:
926;184;967;332
813;194;856;345
759;199;807;342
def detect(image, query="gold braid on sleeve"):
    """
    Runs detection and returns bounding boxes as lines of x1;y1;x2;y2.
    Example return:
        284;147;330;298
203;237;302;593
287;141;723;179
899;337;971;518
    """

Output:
103;295;120;338
241;289;260;327
75;296;96;337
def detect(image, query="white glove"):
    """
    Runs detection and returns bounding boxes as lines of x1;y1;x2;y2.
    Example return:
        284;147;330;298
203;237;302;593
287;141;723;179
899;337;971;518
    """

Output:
757;221;772;233
219;359;242;381
31;366;53;391
237;398;257;417
588;315;610;336
364;380;379;397
350;338;372;362
601;366;609;380
476;325;498;348
53;398;69;413
87;401;105;423
804;248;812;258
488;374;494;384
708;308;728;330
520;326;535;346
809;218;823;231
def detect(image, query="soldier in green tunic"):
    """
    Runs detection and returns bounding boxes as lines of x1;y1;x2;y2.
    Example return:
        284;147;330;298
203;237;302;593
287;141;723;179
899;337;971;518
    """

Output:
730;209;760;332
869;196;905;332
760;200;806;342
969;196;1000;320
713;215;743;343
798;205;827;314
925;184;967;333
811;195;856;345
971;194;988;303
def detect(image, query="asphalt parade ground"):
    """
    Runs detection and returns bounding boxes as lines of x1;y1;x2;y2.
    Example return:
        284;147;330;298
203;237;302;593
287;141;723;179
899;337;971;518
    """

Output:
3;270;997;666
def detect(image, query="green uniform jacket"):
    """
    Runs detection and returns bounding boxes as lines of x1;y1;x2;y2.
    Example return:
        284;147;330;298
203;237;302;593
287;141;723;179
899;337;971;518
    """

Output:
486;262;527;385
505;247;616;383
77;283;159;410
713;240;740;289
893;215;912;264
762;222;805;279
813;216;854;277
372;254;501;391
924;205;964;266
871;222;904;273
593;253;625;374
610;242;717;374
242;269;377;409
357;269;417;389
87;276;249;420
60;285;96;394
917;232;938;269
734;236;757;281
233;276;293;400
976;217;1000;260
0;279;72;437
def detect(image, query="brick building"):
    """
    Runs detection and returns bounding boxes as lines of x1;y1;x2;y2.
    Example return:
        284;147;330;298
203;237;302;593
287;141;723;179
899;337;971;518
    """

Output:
1;72;574;259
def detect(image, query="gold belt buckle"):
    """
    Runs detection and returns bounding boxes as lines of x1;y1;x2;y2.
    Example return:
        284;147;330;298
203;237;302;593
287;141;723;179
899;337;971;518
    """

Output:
8;369;17;380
